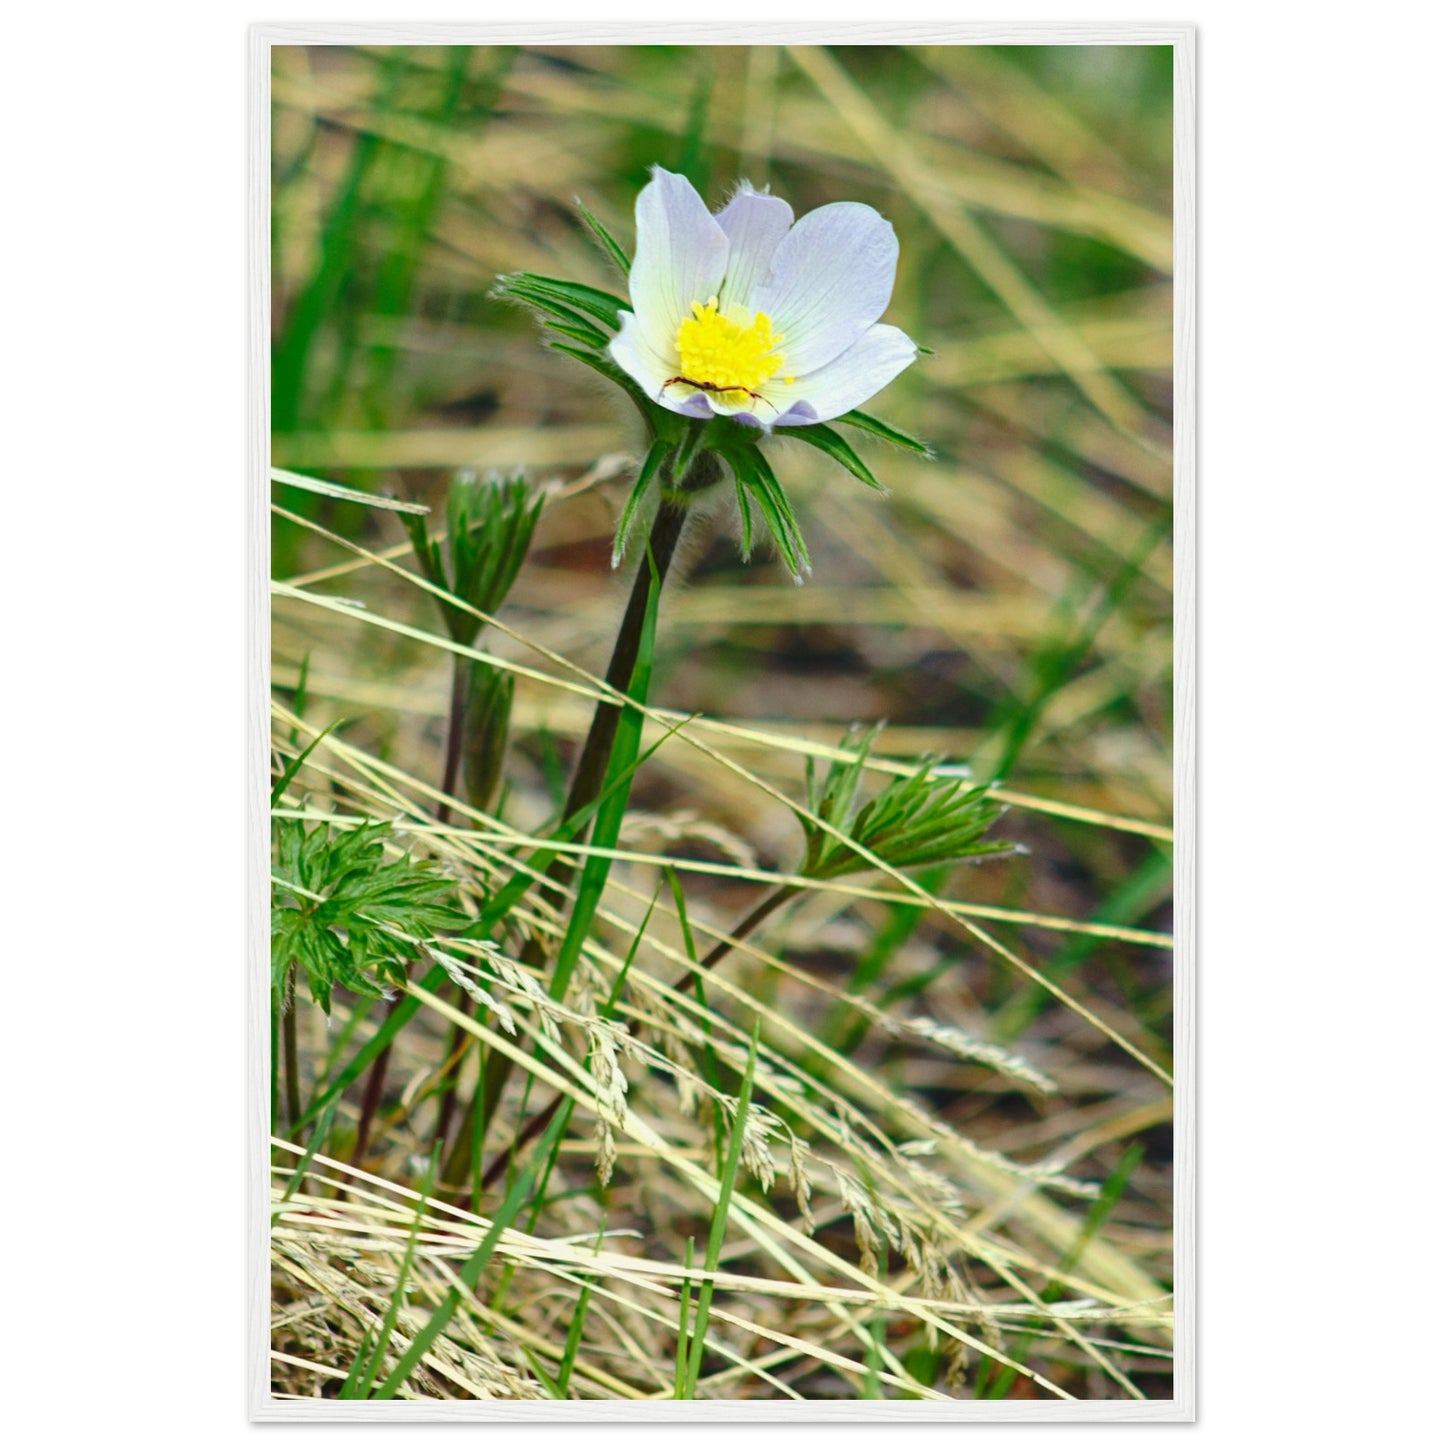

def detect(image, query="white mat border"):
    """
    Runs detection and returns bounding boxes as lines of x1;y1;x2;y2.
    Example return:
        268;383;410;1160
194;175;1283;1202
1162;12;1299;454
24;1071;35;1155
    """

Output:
247;22;1196;1422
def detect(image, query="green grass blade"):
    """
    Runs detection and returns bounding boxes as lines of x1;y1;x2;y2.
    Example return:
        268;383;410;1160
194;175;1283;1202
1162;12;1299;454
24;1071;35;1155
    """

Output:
270;719;346;809
683;1019;761;1397
673;1235;696;1399
554;1277;595;1396
520;1345;566;1399
278;1094;339;1202
271;48;407;432
341;1146;441;1398
664;865;726;1173
370;1104;573;1399
862;1318;886;1399
547;539;665;1004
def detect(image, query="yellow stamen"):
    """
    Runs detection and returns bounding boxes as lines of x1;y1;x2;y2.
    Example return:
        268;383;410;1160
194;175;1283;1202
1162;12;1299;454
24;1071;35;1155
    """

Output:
673;297;787;403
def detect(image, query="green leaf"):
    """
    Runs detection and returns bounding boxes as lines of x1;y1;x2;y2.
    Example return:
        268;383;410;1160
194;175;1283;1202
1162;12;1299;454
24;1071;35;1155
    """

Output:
575;198;631;275
835;409;933;458
683;1020;761;1397
494;282;604;341
727;445;811;580
795;731;1014;881
788;422;888;493
491;274;620;351
493;271;627;330
404;473;544;646
751;449;811;575
612;437;672;567
734;475;755;561
541;313;611;350
270;819;466;1015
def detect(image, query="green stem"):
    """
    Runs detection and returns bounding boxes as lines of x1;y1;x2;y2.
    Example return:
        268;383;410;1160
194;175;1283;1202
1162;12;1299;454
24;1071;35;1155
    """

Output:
559;501;689;827
442;492;693;1195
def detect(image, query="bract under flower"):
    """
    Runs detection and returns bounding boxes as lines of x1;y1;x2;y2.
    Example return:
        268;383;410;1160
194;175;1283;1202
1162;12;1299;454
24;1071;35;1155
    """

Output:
608;168;918;429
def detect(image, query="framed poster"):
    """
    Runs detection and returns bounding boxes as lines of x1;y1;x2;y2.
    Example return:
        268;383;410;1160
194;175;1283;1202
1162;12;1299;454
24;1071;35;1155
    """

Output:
251;23;1194;1419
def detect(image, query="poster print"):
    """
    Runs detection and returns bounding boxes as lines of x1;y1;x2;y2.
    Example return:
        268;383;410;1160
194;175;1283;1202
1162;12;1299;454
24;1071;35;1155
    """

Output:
255;25;1193;1419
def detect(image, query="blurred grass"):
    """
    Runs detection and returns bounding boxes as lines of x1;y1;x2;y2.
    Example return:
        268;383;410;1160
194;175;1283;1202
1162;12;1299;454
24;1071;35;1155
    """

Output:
269;41;1174;1405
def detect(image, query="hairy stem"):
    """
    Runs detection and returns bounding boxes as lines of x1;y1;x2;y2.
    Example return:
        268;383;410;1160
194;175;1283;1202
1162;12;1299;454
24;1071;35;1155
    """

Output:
479;881;799;1191
442;495;692;1194
559;501;689;827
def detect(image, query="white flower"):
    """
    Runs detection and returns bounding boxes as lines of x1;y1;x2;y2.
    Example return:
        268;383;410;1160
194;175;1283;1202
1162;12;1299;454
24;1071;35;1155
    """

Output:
608;168;918;430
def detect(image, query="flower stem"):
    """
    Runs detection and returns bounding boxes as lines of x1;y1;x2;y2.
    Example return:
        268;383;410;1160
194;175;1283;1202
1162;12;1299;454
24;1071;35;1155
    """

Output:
441;492;693;1195
479;881;799;1192
559;500;688;826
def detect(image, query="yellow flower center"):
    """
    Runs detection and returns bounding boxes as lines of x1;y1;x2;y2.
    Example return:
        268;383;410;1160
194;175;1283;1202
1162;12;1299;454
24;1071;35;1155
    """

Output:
673;297;790;403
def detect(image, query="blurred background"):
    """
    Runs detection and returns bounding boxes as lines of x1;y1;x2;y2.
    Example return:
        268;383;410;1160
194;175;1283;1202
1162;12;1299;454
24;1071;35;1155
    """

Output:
270;42;1175;1399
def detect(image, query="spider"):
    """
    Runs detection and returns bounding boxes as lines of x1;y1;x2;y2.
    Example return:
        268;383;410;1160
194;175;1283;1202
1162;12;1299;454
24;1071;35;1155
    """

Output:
659;376;778;413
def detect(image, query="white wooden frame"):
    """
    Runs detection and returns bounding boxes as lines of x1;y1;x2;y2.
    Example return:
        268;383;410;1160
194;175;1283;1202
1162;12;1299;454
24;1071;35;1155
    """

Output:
248;23;1196;1422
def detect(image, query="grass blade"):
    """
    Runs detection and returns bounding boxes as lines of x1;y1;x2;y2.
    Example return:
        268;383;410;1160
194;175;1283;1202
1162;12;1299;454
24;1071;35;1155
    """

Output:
370;1104;573;1399
339;1146;441;1398
683;1020;761;1397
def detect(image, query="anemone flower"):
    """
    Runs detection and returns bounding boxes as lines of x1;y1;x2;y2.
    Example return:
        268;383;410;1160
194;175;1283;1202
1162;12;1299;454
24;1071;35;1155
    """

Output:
608;167;918;430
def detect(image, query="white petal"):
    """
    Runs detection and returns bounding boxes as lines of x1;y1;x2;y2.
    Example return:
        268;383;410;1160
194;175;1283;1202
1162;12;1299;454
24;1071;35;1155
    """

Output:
771;323;918;427
755;202;900;375
607;312;719;420
608;310;674;400
713;184;793;315
628;167;728;361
